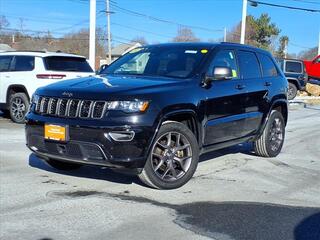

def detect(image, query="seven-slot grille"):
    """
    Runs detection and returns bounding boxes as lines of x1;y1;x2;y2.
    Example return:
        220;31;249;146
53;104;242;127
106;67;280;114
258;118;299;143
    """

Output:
35;97;107;119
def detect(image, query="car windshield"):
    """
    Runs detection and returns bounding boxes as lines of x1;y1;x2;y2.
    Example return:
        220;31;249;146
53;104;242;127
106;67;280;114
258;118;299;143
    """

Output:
102;46;210;79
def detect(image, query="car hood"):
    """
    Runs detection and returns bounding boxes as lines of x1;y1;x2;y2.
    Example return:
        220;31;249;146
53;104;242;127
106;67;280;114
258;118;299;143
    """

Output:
36;75;191;99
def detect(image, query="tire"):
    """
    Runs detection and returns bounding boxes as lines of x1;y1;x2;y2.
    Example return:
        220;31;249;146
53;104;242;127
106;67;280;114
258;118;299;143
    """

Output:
254;110;285;158
288;82;297;100
45;158;82;171
139;121;199;189
9;92;29;124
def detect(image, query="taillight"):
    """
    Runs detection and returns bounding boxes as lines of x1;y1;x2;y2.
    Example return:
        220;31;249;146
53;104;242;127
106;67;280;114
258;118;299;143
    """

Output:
36;74;66;79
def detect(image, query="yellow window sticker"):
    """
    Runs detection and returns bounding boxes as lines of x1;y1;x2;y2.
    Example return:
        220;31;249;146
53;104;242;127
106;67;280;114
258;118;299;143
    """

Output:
232;69;237;78
201;49;208;54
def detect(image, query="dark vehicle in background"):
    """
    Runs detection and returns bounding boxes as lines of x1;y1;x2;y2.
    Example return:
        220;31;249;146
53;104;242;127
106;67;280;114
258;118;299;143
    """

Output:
25;43;288;189
276;58;308;100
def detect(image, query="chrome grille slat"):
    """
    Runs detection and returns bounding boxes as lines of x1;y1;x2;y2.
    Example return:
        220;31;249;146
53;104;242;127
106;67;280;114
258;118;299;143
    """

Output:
92;101;107;119
35;97;105;119
49;98;58;115
58;99;69;116
39;97;49;114
67;99;80;118
79;100;94;118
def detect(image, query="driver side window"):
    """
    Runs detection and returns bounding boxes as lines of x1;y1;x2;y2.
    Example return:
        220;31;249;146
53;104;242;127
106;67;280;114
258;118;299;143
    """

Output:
115;52;150;74
208;50;239;79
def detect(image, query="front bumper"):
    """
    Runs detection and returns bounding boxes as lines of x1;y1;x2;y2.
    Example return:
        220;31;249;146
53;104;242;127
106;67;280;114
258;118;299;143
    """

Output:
25;114;156;171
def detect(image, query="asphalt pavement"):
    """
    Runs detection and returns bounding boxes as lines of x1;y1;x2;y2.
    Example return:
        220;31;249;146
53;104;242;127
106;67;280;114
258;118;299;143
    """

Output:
0;103;319;240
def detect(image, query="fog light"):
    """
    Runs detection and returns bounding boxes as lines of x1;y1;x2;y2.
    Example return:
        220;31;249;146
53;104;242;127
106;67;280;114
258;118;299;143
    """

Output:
106;131;135;142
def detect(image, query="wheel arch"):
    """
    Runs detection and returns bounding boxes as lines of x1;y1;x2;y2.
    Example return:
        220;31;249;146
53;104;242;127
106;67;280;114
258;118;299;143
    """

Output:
144;109;202;166
159;110;201;145
7;85;30;104
255;99;288;140
287;78;300;89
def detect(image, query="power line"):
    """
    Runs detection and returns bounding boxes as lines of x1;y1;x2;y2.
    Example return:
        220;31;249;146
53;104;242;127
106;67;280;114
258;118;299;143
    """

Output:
289;42;315;49
291;0;320;5
109;2;224;33
111;22;174;39
1;27;132;43
249;0;320;13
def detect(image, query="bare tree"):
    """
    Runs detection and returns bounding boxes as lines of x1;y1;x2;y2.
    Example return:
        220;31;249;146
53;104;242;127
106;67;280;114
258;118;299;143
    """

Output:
298;47;318;60
172;27;200;42
131;36;148;45
0;15;9;31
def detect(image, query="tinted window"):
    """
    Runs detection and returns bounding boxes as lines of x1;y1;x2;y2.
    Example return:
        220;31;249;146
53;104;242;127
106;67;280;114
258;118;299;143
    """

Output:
0;56;13;72
104;46;208;79
208;50;239;78
285;61;302;73
258;53;278;77
238;51;261;79
10;56;35;71
44;57;93;72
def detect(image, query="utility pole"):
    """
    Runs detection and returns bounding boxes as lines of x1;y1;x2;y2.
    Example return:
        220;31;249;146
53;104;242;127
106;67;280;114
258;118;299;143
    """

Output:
284;39;288;58
106;0;112;63
224;27;227;42
89;0;96;70
240;0;248;44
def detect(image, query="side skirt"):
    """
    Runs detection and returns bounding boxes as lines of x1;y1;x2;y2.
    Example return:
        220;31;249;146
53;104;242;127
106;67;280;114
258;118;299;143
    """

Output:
200;136;254;155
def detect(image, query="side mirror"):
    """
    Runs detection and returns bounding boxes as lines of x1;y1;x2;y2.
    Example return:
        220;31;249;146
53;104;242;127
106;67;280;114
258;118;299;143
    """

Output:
97;64;109;74
204;66;233;86
212;67;233;80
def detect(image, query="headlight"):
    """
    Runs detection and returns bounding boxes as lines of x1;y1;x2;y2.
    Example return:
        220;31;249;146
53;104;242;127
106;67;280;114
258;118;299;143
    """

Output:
31;94;40;105
106;100;149;113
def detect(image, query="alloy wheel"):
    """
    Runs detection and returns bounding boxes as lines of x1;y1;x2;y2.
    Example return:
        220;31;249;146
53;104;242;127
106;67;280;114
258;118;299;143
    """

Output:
151;132;192;181
11;97;26;122
269;118;284;152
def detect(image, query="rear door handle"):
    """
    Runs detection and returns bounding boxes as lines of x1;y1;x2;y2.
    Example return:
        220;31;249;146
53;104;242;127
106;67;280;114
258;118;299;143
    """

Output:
235;84;246;90
265;81;272;86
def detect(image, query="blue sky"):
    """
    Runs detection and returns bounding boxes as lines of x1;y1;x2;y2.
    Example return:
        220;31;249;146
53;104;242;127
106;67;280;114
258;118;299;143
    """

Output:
0;0;319;54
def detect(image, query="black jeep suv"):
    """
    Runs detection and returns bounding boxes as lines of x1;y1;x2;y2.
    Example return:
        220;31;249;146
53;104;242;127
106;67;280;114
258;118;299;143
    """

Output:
26;43;288;189
276;58;308;100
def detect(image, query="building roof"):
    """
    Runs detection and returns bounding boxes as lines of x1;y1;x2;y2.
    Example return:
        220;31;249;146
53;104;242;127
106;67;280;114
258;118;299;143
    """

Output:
0;44;15;52
112;42;142;56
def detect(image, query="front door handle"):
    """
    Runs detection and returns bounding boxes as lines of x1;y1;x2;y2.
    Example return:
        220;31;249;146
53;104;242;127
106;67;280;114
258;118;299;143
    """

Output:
235;84;246;90
265;81;272;86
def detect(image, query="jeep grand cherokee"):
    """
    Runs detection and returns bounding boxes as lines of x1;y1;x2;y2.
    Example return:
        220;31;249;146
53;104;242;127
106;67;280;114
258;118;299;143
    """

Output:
25;43;288;189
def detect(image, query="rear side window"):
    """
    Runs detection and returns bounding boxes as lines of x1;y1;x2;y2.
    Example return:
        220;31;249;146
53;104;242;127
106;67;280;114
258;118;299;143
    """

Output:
10;56;35;71
238;51;261;79
0;56;13;72
285;61;302;73
44;56;93;72
208;50;239;78
258;53;278;77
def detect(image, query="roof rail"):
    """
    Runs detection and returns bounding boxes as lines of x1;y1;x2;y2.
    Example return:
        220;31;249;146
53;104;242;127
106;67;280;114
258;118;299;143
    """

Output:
3;50;47;53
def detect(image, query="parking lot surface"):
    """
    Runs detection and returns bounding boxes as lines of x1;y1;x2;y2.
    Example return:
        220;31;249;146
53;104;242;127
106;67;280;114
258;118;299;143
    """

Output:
0;104;320;240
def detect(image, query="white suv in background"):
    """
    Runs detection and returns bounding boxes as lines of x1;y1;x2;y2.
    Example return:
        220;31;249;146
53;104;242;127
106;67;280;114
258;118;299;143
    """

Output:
0;51;94;123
